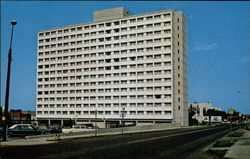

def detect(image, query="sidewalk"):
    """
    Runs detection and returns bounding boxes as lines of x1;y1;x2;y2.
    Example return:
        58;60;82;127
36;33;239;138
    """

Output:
0;126;186;147
224;129;250;159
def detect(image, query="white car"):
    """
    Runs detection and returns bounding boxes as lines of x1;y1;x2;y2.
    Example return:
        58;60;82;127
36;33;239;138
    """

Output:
62;125;94;133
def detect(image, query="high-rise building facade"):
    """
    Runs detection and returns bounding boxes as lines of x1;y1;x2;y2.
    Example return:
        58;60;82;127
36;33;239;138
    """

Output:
36;7;188;127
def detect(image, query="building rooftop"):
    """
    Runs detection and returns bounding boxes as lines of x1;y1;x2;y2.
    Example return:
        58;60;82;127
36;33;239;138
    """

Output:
93;7;132;22
38;8;173;32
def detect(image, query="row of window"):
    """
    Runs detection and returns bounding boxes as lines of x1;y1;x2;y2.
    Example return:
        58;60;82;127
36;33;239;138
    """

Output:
39;22;171;43
37;70;172;82
38;53;171;66
37;110;172;116
38;64;171;76
38;77;171;87
38;37;171;54
37;102;172;108
38;62;172;75
38;30;171;50
38;37;171;57
38;13;171;37
38;81;172;91
38;41;171;58
37;86;172;95
38;77;172;85
37;94;172;101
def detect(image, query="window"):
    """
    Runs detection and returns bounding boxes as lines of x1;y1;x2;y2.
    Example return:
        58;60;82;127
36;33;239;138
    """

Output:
91;25;96;29
121;20;127;24
137;33;143;37
130;26;136;31
105;30;111;34
154;31;161;35
106;23;111;27
164;21;171;26
146;16;153;20
114;111;119;115
146;24;153;28
121;35;127;39
130;111;136;115
154;15;161;19
164;13;171;17
137;17;143;22
137;25;143;30
130;19;136;23
138;111;144;115
114;29;119;33
137;72;144;76
130;34;136;38
154;23;161;27
61;111;67;115
99;23;104;28
164;29;171;34
137;56;144;60
155;111;162;115
114;21;120;25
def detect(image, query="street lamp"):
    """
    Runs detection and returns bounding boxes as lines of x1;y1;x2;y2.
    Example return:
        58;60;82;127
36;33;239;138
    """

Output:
95;110;97;137
75;114;78;125
229;107;234;141
121;107;125;135
2;20;17;142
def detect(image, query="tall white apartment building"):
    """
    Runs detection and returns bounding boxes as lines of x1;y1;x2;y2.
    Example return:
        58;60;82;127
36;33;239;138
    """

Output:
36;7;188;127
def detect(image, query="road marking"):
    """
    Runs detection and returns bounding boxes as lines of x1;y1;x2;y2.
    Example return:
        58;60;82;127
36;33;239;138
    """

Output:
128;127;224;144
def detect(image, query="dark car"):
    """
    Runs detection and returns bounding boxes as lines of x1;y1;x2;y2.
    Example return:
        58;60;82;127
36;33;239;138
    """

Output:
49;127;62;134
8;124;50;137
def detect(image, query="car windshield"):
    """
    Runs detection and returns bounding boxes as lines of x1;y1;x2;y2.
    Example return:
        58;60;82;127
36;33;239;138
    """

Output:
9;124;37;130
30;125;38;129
9;125;17;129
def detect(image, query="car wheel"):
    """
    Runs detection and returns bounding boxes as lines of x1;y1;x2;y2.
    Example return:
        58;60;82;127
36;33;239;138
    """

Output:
8;132;13;137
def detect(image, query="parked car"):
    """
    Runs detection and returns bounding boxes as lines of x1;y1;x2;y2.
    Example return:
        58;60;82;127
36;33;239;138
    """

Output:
49;127;62;134
8;124;50;137
245;125;250;131
62;125;94;133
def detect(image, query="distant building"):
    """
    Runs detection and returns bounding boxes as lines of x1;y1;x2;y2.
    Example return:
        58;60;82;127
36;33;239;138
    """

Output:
9;109;32;125
36;7;188;127
189;102;222;124
23;111;37;126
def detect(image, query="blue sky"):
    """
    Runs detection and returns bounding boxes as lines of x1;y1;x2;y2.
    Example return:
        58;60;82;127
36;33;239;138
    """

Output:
1;1;249;114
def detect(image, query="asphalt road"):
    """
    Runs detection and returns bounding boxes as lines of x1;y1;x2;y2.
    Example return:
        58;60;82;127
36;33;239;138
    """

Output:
0;126;231;159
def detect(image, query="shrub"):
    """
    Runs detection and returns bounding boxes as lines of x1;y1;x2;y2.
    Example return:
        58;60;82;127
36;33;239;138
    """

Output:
207;149;228;158
228;131;244;137
213;140;234;147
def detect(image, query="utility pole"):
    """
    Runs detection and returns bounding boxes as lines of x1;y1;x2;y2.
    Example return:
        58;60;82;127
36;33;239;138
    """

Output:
2;20;17;142
95;110;97;137
121;107;125;135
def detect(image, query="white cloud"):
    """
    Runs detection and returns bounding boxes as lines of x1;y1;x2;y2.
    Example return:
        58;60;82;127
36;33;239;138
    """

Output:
194;43;218;51
240;57;250;63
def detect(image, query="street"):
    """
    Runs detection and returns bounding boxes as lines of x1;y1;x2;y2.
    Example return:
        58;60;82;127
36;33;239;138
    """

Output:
0;126;230;159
